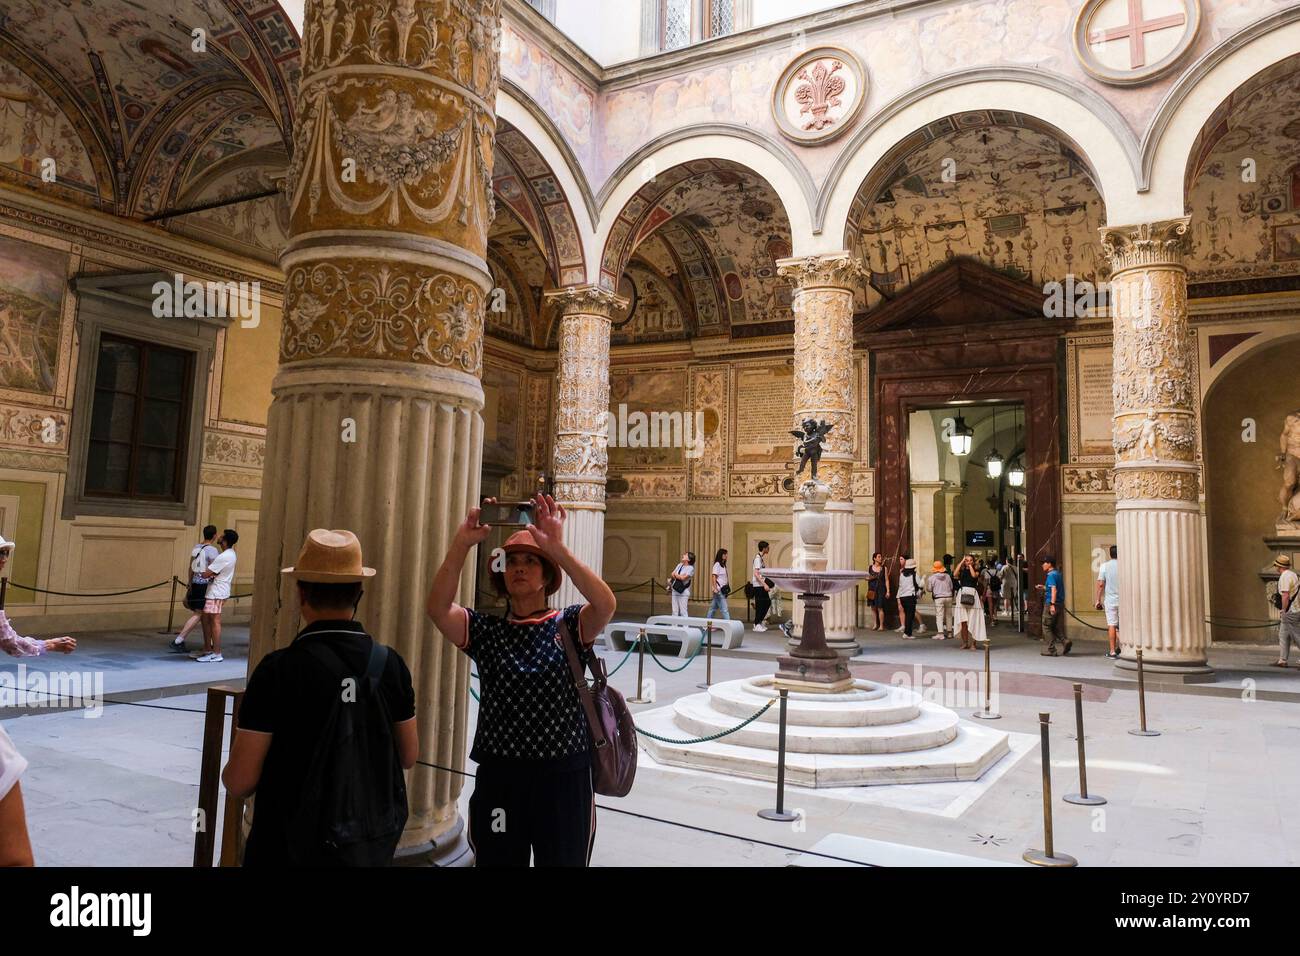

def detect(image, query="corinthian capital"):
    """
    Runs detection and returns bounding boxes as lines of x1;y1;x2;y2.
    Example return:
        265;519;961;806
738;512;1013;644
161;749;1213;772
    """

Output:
776;252;865;291
544;285;628;320
1099;218;1191;275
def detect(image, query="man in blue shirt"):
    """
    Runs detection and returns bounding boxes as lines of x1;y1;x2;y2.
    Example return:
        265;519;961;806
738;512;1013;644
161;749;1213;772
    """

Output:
1038;555;1071;656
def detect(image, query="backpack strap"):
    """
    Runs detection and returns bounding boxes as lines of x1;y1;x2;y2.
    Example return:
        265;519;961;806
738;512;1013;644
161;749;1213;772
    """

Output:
298;632;389;697
556;614;609;751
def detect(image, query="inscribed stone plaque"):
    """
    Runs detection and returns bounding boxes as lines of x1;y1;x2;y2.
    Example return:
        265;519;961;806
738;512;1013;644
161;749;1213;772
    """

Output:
733;363;795;466
1077;346;1113;458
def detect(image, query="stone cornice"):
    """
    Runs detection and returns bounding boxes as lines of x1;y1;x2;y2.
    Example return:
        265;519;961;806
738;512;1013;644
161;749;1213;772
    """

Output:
1100;218;1192;275
777;253;864;291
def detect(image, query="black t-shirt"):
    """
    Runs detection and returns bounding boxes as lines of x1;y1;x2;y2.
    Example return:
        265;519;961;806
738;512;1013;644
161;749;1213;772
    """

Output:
238;620;416;866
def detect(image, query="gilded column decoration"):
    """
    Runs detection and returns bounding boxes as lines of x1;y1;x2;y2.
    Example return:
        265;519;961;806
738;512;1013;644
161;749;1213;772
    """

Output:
251;0;504;865
777;252;864;649
545;286;626;610
1099;217;1211;678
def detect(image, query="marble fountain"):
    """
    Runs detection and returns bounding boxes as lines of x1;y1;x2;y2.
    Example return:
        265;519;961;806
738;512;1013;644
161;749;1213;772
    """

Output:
637;478;1011;788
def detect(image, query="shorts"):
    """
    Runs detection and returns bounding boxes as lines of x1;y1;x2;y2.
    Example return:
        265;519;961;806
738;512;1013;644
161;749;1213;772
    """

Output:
1104;604;1119;627
203;598;225;615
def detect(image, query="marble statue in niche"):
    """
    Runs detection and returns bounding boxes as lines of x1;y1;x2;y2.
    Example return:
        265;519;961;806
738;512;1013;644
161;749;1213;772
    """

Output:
1279;409;1300;525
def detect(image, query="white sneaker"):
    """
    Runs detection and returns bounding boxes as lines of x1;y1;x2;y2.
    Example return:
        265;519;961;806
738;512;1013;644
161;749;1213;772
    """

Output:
754;623;768;631
196;653;224;663
916;624;927;634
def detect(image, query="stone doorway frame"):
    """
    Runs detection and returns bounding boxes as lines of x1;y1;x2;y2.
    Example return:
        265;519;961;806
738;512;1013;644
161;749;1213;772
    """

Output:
871;332;1063;632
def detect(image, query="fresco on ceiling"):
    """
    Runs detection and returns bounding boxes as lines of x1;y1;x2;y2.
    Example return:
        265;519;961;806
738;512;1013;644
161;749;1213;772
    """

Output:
486;248;536;347
1185;55;1300;284
0;235;64;394
0;60;98;200
611;261;691;346
848;119;1105;309
167;164;288;263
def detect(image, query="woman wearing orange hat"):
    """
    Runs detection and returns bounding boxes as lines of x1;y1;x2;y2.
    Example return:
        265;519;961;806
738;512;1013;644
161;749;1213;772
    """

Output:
426;493;616;867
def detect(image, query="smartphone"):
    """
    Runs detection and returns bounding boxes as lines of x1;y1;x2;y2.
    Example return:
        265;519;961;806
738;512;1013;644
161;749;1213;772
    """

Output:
479;500;534;526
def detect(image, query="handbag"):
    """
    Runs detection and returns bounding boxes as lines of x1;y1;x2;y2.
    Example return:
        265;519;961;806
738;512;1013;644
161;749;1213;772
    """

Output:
866;589;877;602
959;587;977;607
557;617;637;797
719;584;731;597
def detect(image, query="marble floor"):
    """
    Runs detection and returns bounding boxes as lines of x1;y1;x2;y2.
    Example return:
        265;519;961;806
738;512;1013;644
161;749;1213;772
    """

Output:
5;619;1300;866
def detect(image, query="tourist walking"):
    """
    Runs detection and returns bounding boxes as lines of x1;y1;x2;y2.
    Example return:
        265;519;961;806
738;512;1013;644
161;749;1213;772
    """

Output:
986;558;1003;626
897;559;922;639
928;560;954;640
1273;554;1300;667
0;723;33;866
225;529;417;866
1095;545;1120;658
0;537;75;657
894;553;925;634
427;494;617;867
751;541;774;631
1038;555;1071;656
867;552;889;630
707;549;730;620
172;525;219;653
195;529;238;662
668;551;695;617
954;555;986;649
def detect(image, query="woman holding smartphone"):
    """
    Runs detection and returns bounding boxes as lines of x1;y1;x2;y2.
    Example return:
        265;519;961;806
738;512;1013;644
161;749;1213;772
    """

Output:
953;554;986;649
426;494;616;867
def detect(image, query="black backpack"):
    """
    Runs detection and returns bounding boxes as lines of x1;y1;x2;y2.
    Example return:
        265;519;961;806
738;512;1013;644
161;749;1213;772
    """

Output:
285;636;409;866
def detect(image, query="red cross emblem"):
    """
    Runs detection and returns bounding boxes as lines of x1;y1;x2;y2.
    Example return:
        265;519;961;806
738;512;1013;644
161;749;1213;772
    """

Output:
1089;0;1187;70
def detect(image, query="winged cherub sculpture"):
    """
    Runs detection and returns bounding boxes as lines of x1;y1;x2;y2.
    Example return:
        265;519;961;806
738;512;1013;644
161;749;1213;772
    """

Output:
792;418;834;480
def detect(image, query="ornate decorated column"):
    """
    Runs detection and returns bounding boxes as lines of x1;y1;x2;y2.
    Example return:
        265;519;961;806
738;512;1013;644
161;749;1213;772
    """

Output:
544;286;626;611
249;0;503;864
1100;218;1212;681
777;253;864;654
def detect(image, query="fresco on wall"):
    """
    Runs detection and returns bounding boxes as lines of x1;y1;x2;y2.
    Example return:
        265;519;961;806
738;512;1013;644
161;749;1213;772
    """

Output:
607;366;689;469
0;60;98;200
611;262;691;345
167;163;289;263
0;235;65;394
500;22;595;176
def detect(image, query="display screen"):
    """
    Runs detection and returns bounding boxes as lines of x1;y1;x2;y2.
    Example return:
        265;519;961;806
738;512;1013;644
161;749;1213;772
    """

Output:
966;530;994;546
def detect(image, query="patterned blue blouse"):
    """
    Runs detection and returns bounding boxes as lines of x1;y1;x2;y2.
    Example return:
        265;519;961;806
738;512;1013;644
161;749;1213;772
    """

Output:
462;604;591;770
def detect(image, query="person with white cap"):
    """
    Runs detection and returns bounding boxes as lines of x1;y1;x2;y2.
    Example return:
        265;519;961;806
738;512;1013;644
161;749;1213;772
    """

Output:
426;493;617;867
896;558;923;639
0;536;75;658
223;529;418;866
1272;554;1300;668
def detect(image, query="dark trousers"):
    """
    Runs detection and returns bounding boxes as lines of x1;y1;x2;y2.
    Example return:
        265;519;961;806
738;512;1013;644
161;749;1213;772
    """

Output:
1042;605;1067;647
753;587;771;624
468;762;595;867
900;595;918;636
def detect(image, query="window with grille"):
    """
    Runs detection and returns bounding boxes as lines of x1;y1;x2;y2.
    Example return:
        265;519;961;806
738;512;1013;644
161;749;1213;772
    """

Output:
708;0;734;38
524;0;556;20
85;335;193;500
663;0;690;50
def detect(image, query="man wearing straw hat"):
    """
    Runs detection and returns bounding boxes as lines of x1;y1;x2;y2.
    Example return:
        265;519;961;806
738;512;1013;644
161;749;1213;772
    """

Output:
223;529;418;866
0;535;76;657
1272;554;1300;668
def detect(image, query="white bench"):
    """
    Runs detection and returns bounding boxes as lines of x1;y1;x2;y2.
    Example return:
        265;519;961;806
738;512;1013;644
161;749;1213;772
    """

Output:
646;615;745;650
601;622;700;659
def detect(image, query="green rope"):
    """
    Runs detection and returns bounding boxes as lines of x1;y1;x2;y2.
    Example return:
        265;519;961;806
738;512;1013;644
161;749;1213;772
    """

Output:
1068;606;1282;631
634;698;775;745
605;641;639;676
638;631;706;672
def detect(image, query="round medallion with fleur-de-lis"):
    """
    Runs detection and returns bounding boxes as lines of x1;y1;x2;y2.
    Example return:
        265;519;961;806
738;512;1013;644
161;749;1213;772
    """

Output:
772;47;866;145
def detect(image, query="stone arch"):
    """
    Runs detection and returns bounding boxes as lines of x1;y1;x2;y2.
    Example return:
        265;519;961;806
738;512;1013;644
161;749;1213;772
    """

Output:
1144;7;1300;216
818;68;1141;246
594;126;817;271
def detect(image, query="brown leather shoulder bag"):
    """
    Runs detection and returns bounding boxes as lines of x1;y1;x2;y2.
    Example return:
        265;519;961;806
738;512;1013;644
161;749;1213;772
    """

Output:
558;617;637;797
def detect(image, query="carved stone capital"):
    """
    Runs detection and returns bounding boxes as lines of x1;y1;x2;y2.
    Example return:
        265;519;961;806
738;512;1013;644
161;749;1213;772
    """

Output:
544;285;628;321
776;252;865;291
1099;218;1191;275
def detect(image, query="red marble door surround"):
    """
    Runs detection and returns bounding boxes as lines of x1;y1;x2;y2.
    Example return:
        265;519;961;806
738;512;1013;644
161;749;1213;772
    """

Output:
872;331;1062;632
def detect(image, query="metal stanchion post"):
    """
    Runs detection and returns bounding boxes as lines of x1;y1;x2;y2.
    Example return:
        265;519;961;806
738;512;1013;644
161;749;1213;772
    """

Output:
628;627;652;704
0;575;7;611
1064;682;1106;806
649;579;656;618
1128;648;1160;736
697;622;714;689
1023;712;1078;867
160;575;179;634
971;638;1001;719
758;689;797;822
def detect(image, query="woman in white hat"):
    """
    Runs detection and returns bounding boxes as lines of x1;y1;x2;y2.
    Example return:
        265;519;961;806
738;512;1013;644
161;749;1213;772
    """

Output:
896;558;922;639
0;537;75;657
426;493;616;867
1273;554;1299;667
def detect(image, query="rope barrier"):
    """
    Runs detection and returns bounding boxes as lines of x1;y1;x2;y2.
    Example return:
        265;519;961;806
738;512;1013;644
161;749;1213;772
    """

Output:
633;698;775;745
5;579;172;597
637;632;706;673
1066;605;1282;631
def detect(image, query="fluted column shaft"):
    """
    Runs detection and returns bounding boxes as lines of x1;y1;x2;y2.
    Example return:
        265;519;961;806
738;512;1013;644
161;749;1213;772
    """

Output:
778;253;863;652
1101;218;1211;678
251;0;503;859
545;287;626;611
